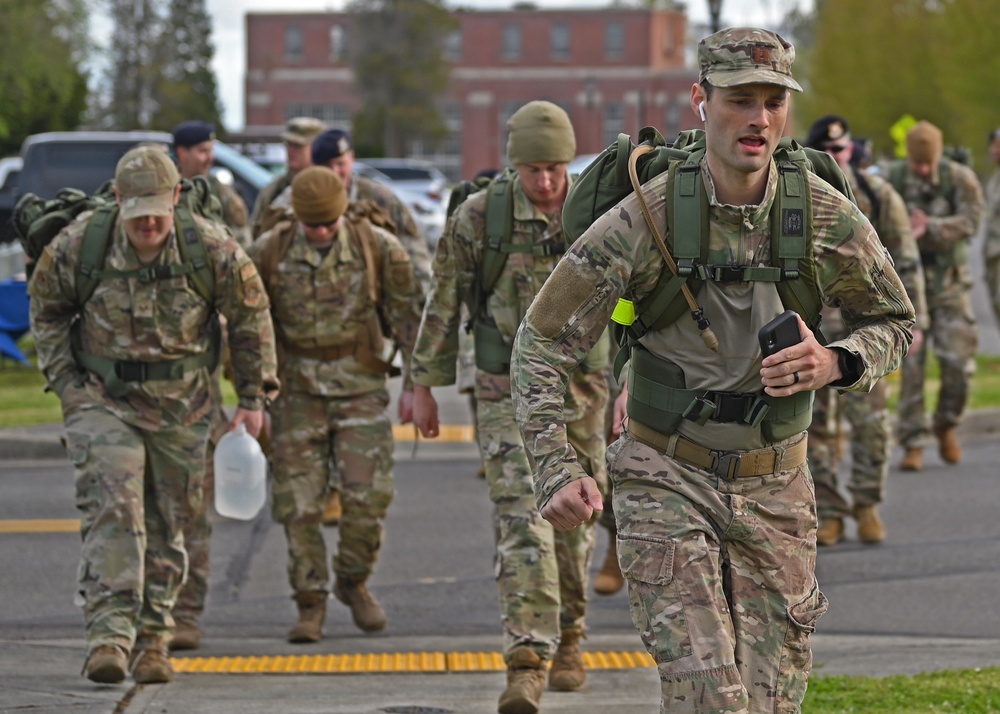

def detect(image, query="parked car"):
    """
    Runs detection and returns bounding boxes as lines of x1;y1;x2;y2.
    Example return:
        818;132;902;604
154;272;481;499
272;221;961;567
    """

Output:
14;131;272;213
0;156;23;244
357;158;450;203
353;160;447;251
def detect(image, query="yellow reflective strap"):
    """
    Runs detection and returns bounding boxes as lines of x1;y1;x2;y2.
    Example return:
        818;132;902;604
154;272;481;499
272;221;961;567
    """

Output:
611;298;636;325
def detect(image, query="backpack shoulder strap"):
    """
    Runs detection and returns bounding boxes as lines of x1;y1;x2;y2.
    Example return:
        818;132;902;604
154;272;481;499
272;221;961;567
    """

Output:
76;205;119;305
888;161;907;195
349;215;383;306
254;219;297;287
938;159;955;210
479;170;515;298
174;208;215;304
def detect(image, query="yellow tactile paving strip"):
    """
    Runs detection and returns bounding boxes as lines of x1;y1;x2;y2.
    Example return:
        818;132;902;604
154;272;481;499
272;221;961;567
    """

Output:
171;650;655;674
391;424;475;442
0;518;80;533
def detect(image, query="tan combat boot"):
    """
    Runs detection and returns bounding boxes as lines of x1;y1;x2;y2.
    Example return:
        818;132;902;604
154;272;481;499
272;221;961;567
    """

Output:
287;591;328;643
497;647;547;714
899;447;923;472
593;537;625;595
816;516;845;546
334;576;387;632
549;628;586;691
854;504;885;544
129;645;174;684
321;491;343;526
934;426;961;464
169;617;201;651
82;644;128;684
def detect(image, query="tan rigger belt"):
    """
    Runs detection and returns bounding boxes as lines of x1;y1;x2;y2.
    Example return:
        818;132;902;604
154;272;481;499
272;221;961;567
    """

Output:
627;419;807;479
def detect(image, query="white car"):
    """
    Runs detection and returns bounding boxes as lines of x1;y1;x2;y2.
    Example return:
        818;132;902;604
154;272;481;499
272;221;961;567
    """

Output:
353;160;448;251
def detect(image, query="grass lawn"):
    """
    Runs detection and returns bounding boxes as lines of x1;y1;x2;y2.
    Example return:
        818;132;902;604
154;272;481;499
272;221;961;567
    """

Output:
804;666;1000;712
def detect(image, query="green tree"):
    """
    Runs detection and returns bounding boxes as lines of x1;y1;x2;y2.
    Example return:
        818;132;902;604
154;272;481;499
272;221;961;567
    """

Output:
98;0;163;129
150;0;224;133
794;0;1000;171
347;0;457;157
0;0;90;156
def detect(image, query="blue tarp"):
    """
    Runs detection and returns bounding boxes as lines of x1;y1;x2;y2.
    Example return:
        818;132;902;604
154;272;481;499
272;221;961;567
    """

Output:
0;278;30;365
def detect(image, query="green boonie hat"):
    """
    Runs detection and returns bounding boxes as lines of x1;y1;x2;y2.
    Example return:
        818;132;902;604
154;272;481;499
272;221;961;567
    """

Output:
281;116;327;146
699;27;802;92
115;145;180;220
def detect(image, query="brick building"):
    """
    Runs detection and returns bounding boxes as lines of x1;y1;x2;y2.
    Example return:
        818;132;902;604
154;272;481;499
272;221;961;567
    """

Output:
244;6;701;180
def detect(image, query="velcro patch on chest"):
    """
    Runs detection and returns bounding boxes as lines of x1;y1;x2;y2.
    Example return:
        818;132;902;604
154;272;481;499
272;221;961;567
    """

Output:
782;208;804;237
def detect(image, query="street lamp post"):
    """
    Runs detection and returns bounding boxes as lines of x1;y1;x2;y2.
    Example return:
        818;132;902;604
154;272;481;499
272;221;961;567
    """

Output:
708;0;723;34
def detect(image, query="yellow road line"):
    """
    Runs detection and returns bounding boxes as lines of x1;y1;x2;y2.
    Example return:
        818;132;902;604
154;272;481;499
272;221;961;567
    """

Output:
172;650;655;674
0;519;79;533
391;424;475;443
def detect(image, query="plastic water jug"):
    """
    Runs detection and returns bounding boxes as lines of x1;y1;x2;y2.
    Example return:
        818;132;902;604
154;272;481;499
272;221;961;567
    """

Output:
213;423;267;520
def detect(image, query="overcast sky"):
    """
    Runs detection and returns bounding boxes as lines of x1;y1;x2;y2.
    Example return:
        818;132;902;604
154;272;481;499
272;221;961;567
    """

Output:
102;0;812;130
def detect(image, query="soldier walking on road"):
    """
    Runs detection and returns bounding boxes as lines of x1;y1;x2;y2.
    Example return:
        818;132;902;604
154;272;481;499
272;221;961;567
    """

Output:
410;101;609;714
29;145;278;685
248;167;422;643
891;120;985;471
249;116;326;240
803;115;928;546
511;29;914;713
983;128;1000;325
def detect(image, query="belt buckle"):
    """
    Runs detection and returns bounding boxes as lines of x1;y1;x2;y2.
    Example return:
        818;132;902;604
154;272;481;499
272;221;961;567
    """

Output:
115;361;146;382
711;450;741;479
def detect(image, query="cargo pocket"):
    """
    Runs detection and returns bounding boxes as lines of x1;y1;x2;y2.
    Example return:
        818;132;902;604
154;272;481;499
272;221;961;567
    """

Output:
67;431;96;515
618;533;692;663
777;580;829;705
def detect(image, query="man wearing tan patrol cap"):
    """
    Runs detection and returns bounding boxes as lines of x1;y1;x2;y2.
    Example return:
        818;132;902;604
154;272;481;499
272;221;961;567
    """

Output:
889;120;985;472
29;144;278;686
511;28;914;713
249;116;327;239
249;166;423;646
410;101;610;714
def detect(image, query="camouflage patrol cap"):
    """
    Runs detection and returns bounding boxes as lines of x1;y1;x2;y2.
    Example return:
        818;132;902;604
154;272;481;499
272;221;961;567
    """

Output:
115;145;181;220
698;27;802;92
281;117;327;146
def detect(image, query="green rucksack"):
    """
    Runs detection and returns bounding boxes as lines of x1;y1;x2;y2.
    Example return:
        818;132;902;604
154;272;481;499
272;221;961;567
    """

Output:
447;168;608;375
564;126;856;379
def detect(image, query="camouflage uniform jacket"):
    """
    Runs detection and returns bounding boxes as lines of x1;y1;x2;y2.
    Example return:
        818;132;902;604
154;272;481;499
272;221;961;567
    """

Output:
985;167;1000;260
411;174;601;420
893;158;984;301
29;212;279;432
350;175;432;290
512;159;915;510
248;219;423;398
822;166;929;340
249;171;294;240
208;174;252;248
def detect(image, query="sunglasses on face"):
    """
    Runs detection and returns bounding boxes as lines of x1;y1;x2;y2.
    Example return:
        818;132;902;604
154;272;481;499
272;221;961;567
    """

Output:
304;220;337;230
824;143;851;154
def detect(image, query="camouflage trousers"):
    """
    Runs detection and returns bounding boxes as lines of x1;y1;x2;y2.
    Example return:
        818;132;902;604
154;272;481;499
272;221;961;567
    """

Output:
897;296;978;449
173;405;229;623
608;432;827;714
269;389;395;594
477;396;607;662
65;406;210;653
809;381;889;519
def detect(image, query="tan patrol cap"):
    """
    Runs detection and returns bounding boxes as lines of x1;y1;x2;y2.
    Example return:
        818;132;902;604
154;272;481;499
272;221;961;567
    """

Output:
115;145;180;220
281;117;327;146
698;27;802;92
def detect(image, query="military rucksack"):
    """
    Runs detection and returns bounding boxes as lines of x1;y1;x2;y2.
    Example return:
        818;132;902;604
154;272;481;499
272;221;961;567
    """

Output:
887;159;956;213
564;126;855;378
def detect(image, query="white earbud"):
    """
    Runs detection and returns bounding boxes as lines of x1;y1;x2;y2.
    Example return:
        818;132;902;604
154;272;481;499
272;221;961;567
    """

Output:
698;102;707;121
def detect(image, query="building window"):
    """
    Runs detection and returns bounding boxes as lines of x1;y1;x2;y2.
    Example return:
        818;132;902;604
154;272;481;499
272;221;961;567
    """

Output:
330;24;348;62
603;102;625;147
502;24;521;60
605;22;624;60
284;103;351;129
444;29;462;62
285;25;304;63
551;23;570;61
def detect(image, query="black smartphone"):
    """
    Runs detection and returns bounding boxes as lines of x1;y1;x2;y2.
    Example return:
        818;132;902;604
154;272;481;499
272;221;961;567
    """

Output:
759;310;802;358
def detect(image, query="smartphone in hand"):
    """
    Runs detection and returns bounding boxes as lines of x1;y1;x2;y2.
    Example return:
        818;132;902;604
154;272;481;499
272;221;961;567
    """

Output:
758;310;802;358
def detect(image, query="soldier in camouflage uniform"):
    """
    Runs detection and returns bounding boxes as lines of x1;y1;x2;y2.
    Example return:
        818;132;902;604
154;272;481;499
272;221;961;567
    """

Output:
311;129;432;291
803;115;928;546
169;119;260;650
892;120;985;471
249;116;327;240
29;145;278;685
248;166;422;643
983;128;1000;323
411;101;609;714
511;29;914;714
